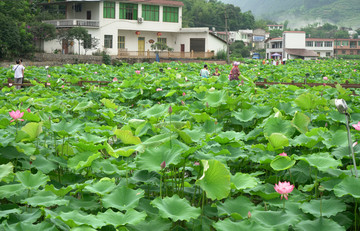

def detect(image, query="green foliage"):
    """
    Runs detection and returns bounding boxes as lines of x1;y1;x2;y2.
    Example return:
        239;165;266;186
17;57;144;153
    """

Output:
229;41;251;58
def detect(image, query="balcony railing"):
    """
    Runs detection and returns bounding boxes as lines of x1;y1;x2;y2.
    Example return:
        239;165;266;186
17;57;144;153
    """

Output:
117;50;215;59
43;19;99;28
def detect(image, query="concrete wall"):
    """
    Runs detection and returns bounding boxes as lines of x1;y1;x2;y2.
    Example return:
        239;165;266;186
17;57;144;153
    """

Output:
66;2;100;20
284;32;305;49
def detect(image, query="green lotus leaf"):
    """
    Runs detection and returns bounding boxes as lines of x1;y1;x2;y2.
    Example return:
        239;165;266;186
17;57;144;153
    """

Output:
251;210;299;230
268;133;289;150
66;195;101;211
102;186;144;211
78;133;107;144
15;209;42;224
57;210;104;228
296;152;342;172
114;129;142;145
31;155;58;174
294;93;318;110
151;194;201;222
16;170;49;189
190;112;211;122
231;173;259;190
334;176;360;198
121;89;139;99
292;111;310;134
176;128;206;144
0;208;21;219
21;112;41;122
196;159;231;200
45;184;73;197
100;98;117;109
217;196;256;218
214;131;246;144
73;101;95;111
84;179;116;196
264;117;295;138
67;151;101;170
252;105;272;118
19;122;43;142
21;190;68;207
15;142;36;155
294;218;345;231
246;183;280;200
0;184;25;199
71;227;96;231
104;142;141;158
128;119;146;129
322;130;348;148
327;110;346;123
232;109;256;122
51;119;84;136
300;198;346;217
96;209;147;227
202;90;227;107
270;155;296;171
140;104;168;118
0;163;13;182
127;217;172;231
213;218;262;231
136;140;188;172
1;221;57;231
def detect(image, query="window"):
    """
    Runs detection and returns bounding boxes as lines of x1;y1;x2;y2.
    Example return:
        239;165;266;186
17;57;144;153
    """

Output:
342;41;348;46
84;34;92;49
163;6;178;22
342;50;346;54
104;35;113;48
103;1;115;19
358;50;360;55
325;41;332;47
317;52;320;56
350;50;354;55
119;3;138;20
306;41;313;47
315;42;323;47
326;52;331;57
358;41;360;46
334;50;337;54
118;36;125;49
157;37;167;45
335;41;341;46
142;5;159;21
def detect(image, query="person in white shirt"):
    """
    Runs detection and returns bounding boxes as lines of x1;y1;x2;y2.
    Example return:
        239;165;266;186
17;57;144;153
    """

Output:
200;64;210;78
12;59;25;89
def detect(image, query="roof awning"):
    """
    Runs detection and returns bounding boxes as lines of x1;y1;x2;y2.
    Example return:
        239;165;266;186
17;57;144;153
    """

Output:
285;49;318;57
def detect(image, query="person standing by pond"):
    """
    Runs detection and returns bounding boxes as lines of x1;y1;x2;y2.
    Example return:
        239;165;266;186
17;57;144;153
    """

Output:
212;67;220;76
12;59;25;90
229;61;240;81
200;64;210;78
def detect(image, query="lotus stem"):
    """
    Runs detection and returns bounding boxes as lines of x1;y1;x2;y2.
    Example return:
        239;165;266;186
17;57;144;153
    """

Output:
283;199;286;211
345;113;358;178
160;172;163;198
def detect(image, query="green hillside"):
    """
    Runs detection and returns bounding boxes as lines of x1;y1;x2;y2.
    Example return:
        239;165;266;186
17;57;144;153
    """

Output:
221;0;360;29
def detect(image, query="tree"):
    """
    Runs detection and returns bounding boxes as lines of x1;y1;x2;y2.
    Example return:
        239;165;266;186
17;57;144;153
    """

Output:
270;29;283;38
229;41;250;58
83;35;99;55
57;27;94;55
67;27;89;54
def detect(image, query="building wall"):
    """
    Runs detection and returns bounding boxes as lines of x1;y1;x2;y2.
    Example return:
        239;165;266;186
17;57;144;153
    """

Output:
66;2;100;20
283;32;305;49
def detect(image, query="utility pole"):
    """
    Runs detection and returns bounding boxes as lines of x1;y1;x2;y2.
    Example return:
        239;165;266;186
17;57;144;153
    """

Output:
225;9;230;64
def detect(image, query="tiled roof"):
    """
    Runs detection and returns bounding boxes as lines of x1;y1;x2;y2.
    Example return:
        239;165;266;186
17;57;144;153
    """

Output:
271;37;282;40
121;0;184;6
285;49;318;57
283;31;305;33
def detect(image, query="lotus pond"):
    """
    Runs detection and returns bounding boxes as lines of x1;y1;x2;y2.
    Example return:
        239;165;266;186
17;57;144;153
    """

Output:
0;59;360;231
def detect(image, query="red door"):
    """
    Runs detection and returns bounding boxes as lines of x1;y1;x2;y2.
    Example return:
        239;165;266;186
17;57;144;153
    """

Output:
181;44;185;57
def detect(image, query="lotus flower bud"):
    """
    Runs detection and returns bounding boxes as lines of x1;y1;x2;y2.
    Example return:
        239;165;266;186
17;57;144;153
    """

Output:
161;161;166;169
168;105;172;114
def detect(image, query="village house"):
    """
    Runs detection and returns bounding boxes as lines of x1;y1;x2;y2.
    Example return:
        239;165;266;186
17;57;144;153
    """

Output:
267;24;284;31
41;0;227;58
334;38;360;56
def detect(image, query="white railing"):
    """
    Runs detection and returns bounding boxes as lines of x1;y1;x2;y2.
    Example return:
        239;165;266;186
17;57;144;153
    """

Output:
117;50;215;59
44;19;99;28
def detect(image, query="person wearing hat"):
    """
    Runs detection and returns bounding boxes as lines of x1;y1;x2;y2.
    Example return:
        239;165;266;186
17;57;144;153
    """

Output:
229;61;240;81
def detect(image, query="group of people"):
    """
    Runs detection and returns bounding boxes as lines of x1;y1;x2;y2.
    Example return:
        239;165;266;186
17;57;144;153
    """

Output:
12;59;25;90
262;59;286;66
199;61;241;81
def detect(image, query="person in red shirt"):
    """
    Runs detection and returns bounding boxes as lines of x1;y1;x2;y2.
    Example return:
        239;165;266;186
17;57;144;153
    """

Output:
229;61;240;81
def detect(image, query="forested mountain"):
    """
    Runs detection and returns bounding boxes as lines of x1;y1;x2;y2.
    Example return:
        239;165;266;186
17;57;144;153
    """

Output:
220;0;360;29
180;0;255;30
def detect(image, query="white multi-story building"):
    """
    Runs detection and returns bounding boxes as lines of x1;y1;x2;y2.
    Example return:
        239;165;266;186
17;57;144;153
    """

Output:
305;38;334;57
266;31;320;60
42;0;227;57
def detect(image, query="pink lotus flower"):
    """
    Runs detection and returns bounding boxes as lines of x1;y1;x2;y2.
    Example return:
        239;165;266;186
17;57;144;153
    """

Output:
46;83;51;86
168;105;173;114
9;110;24;123
323;77;328;80
181;100;185;105
323;83;326;86
279;152;287;156
156;88;162;91
182;92;186;96
135;70;141;74
160;161;166;169
9;83;12;86
61;85;65;88
353;141;358;147
27;108;31;113
247;211;251;219
194;161;200;166
354;69;357;72
274;181;294;200
113;77;118;82
352;122;360;130
94;72;98;74
167;67;171;70
47;75;51;78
